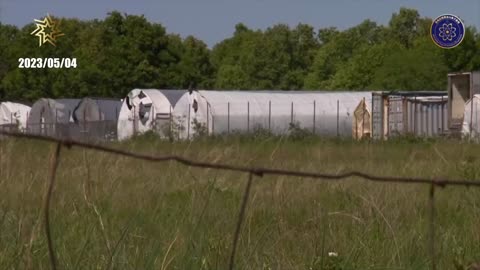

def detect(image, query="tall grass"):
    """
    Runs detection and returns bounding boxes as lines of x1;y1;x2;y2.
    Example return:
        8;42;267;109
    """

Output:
0;136;479;269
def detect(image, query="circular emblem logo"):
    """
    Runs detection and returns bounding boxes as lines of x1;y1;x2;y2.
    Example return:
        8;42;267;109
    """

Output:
431;14;465;48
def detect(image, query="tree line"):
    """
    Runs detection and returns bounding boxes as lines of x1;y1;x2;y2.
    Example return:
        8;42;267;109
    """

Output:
0;8;479;101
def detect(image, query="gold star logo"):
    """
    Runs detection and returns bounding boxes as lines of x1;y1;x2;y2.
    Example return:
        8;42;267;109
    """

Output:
31;14;65;47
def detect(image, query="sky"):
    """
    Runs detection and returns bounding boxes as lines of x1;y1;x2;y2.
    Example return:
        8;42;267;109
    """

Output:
0;0;479;47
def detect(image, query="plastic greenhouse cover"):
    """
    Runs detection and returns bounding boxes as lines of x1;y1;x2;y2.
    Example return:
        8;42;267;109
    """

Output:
117;89;186;140
172;90;372;139
463;94;480;137
0;102;31;128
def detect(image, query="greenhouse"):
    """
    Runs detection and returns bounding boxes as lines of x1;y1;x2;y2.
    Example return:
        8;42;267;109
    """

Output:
26;98;81;137
73;98;121;123
72;98;122;141
0;102;31;132
117;89;186;140
172;90;372;139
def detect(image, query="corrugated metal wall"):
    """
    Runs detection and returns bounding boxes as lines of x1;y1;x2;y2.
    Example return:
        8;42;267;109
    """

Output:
406;98;447;137
372;94;383;140
387;96;403;136
372;93;448;139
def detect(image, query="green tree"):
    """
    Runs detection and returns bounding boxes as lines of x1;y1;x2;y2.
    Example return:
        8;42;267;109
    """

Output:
442;26;480;72
215;64;250;89
304;20;384;89
329;42;402;90
388;7;421;48
371;37;448;90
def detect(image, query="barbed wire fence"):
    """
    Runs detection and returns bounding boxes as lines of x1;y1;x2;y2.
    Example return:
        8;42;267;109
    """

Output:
1;130;480;270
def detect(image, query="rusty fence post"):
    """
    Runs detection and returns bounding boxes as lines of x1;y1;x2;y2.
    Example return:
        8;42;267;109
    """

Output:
45;143;62;270
228;172;254;270
429;184;436;270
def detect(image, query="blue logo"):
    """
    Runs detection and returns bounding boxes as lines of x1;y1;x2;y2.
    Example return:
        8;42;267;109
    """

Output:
431;14;465;48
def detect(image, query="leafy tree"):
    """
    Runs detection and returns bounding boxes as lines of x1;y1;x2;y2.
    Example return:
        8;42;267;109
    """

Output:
1;7;479;99
175;36;214;89
304;20;384;89
442;26;480;72
371;37;448;90
329;42;402;90
215;64;250;89
388;7;421;48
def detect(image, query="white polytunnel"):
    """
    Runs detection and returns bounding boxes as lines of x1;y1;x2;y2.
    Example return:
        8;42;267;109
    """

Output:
73;98;122;123
462;94;480;138
117;89;186;140
172;90;372;139
72;98;122;140
26;98;81;137
0;102;31;131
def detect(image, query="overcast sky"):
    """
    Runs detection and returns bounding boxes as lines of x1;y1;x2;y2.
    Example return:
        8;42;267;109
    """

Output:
1;0;479;47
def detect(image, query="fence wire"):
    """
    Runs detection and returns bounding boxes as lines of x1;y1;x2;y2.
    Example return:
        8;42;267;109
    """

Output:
1;130;479;270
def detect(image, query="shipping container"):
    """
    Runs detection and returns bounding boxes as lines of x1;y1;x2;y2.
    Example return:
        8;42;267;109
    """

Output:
371;92;447;139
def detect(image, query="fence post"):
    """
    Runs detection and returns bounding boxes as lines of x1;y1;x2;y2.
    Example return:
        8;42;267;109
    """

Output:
426;103;430;137
228;102;230;134
84;107;87;141
206;103;209;135
414;96;417;135
441;96;444;132
268;101;271;132
187;104;191;140
40;110;44;136
228;172;254;270
336;100;339;137
133;106;136;137
26;111;29;132
429;184;436;270
290;102;294;126
169;105;172;137
247;102;250;133
355;110;358;140
362;97;366;138
313;100;316;134
56;109;58;138
471;92;474;140
476;99;478;139
212;105;215;135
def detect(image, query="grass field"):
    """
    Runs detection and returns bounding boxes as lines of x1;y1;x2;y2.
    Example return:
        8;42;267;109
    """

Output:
1;135;480;269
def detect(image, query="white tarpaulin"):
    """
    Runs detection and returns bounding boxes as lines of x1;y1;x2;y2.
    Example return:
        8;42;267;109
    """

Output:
172;90;372;139
117;89;185;140
0;102;31;130
462;94;480;138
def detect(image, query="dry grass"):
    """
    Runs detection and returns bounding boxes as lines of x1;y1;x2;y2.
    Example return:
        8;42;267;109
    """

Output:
0;136;480;269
